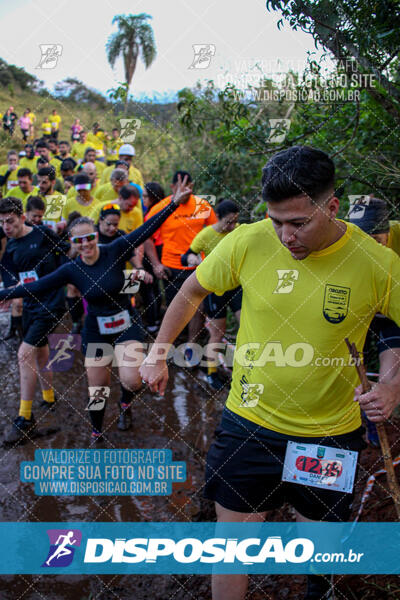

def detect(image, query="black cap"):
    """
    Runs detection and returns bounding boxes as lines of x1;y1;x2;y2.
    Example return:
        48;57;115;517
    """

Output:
348;196;390;234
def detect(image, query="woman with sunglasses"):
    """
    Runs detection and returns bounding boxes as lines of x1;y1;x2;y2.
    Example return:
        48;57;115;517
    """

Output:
0;176;193;443
63;172;98;333
96;203;125;245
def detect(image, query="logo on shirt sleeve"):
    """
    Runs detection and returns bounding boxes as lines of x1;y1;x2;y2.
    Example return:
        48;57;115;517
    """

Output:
323;284;350;324
273;269;299;294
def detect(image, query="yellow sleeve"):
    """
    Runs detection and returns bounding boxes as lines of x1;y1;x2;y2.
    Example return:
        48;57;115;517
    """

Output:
379;251;400;327
196;226;243;295
190;228;207;254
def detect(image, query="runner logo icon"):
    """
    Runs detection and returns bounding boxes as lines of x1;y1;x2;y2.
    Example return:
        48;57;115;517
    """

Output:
42;529;82;567
273;270;299;294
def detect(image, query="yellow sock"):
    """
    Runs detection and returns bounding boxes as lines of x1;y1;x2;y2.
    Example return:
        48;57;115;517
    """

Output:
42;389;55;404
208;365;217;375
19;400;33;420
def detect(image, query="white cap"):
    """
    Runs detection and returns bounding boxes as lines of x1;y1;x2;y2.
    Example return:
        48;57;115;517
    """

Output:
119;144;135;156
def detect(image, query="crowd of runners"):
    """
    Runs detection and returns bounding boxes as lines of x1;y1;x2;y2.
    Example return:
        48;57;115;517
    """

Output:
1;108;400;599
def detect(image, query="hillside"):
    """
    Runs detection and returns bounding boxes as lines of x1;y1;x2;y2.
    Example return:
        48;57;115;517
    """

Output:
0;60;180;186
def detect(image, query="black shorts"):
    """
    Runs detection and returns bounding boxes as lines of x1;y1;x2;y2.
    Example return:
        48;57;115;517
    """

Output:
375;316;400;354
82;306;146;357
164;267;194;306
22;309;64;347
203;287;242;319
205;408;366;521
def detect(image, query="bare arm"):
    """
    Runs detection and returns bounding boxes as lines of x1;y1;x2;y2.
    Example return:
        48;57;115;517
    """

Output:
356;348;400;421
140;272;210;395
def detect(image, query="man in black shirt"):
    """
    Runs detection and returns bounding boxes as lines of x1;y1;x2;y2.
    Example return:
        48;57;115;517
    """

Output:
0;197;69;444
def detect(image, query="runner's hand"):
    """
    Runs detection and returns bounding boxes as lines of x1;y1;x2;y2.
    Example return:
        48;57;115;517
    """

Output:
354;382;399;422
140;358;169;396
171;174;193;206
153;263;170;280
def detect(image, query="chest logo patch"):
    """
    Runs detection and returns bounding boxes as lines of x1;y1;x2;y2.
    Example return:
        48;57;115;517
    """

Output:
323;284;350;324
273;269;299;294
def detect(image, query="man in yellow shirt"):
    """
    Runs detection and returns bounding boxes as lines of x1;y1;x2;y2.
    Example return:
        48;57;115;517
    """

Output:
35;140;62;177
90;182;142;230
141;148;400;600
71;130;92;163
19;144;38;173
49;109;61;140
86;123;106;161
83;148;106;176
4;168;39;209
27;108;36;138
41;117;52;139
100;143;143;187
0;150;19;197
37;166;66;232
106;127;123;164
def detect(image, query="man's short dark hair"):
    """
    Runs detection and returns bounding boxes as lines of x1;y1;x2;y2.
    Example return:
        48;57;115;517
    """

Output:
119;184;140;200
172;170;192;184
59;140;70;147
17;168;32;179
38;166;56;181
61;158;77;171
261;146;335;204
0;197;23;216
26;196;45;212
36;140;49;150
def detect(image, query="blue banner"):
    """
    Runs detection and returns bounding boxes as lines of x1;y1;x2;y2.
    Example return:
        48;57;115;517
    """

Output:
0;522;399;574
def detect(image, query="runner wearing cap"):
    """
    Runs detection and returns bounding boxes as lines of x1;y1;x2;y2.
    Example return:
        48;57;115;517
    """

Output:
0;176;193;442
140;147;400;600
348;196;400;446
100;144;143;187
0;197;69;445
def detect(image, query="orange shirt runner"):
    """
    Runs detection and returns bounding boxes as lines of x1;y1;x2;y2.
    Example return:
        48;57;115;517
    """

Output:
146;195;217;269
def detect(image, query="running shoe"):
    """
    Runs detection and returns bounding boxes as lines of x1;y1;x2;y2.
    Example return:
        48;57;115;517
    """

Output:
4;414;36;445
146;325;159;334
90;430;103;444
206;373;226;391
39;394;58;410
304;575;333;599
117;403;132;431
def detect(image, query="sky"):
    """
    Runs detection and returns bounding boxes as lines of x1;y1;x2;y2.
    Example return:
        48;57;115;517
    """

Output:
0;0;328;101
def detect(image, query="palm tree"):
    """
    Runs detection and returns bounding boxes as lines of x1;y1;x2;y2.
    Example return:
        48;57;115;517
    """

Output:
106;13;156;110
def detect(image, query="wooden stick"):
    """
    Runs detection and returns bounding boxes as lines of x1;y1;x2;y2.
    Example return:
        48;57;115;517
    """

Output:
345;337;400;519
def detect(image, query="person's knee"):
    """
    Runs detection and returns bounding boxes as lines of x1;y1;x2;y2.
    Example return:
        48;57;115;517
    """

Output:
18;343;36;363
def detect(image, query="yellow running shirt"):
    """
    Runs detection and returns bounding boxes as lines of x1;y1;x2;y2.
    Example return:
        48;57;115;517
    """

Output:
388;221;400;256
190;225;237;256
5;185;40;210
62;195;99;220
196;219;400;437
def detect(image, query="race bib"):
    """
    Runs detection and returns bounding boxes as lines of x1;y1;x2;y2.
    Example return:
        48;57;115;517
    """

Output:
282;441;358;494
95;149;104;157
43;220;57;232
7;180;18;189
51;122;58;128
97;310;131;335
19;270;38;284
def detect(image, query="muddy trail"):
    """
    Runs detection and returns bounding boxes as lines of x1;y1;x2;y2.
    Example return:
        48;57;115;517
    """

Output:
0;311;399;599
